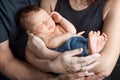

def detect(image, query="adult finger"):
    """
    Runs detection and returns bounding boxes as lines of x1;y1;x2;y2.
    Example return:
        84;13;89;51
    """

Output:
78;54;100;63
80;54;100;67
26;31;34;37
58;72;85;80
27;32;36;43
64;48;83;57
82;71;95;76
70;72;85;79
81;61;100;71
85;72;106;80
27;33;46;50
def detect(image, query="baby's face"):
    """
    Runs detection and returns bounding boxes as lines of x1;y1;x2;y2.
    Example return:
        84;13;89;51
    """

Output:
27;9;56;34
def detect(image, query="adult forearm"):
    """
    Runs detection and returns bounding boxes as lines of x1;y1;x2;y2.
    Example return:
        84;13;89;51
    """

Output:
90;50;120;77
1;57;55;80
93;0;120;76
90;31;120;76
26;47;70;74
0;41;56;80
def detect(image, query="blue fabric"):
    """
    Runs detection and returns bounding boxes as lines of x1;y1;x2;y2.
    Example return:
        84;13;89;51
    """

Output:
54;36;88;56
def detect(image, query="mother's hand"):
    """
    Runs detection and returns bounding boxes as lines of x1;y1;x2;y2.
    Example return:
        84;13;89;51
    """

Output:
49;49;100;74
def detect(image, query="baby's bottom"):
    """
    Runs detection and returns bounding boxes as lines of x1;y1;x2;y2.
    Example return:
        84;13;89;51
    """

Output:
53;36;88;56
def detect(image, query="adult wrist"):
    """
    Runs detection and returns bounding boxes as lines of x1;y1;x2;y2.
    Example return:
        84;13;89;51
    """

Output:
49;59;66;74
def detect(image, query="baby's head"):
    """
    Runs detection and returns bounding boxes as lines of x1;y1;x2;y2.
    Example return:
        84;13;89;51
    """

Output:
19;6;55;35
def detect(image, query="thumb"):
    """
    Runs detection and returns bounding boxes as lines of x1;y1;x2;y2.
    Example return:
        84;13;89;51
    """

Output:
26;31;35;39
65;48;83;57
26;30;31;36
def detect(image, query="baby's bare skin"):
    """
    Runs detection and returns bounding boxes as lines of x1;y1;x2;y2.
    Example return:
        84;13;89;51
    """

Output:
88;31;107;54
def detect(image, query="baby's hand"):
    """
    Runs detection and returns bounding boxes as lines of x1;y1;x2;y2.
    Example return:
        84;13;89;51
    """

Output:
50;12;62;23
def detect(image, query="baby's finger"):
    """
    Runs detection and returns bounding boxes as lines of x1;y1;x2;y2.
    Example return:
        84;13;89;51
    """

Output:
77;31;85;36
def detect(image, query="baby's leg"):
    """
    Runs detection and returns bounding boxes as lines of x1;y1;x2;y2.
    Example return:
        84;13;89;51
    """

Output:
88;31;107;54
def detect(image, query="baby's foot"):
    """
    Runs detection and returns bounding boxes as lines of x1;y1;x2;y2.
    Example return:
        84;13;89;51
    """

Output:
98;32;107;52
88;31;107;54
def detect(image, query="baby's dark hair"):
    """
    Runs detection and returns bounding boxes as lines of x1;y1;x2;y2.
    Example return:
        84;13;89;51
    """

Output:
18;5;41;29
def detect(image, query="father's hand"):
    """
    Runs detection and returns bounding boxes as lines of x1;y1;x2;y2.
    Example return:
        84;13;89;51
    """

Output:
27;32;46;53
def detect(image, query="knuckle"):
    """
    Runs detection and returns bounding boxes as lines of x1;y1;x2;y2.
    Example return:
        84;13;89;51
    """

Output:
84;57;88;62
72;65;79;72
84;60;89;64
67;74;72;80
86;61;89;65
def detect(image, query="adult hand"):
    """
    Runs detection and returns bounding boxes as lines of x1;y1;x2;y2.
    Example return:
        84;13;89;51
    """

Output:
27;32;46;53
49;48;100;74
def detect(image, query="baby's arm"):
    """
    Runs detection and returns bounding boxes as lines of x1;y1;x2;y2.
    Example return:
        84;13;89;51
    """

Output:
27;33;81;60
51;12;77;34
42;30;84;49
29;33;76;60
